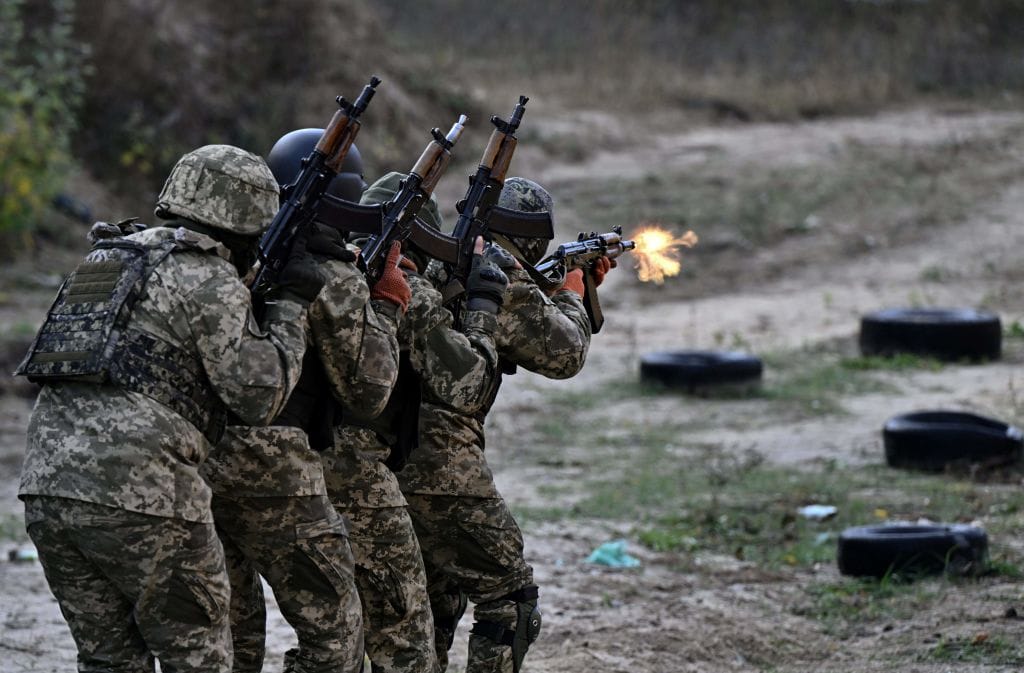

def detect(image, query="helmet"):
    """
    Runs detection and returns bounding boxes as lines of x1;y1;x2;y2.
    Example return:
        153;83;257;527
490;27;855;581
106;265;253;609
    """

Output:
155;144;279;236
360;171;442;272
497;177;553;265
267;128;366;204
360;171;441;231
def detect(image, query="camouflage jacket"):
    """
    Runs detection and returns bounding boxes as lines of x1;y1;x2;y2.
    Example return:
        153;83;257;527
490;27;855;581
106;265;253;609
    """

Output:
204;257;401;498
398;266;590;497
327;269;499;508
19;226;307;522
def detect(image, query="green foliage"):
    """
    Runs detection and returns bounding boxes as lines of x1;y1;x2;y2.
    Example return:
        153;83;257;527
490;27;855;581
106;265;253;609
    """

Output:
0;0;89;251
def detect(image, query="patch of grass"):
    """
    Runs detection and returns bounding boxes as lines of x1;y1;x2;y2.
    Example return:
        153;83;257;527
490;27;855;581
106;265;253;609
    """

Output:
1004;320;1024;340
927;635;1024;666
509;504;570;526
840;353;945;372
801;574;938;631
0;512;27;541
757;345;898;417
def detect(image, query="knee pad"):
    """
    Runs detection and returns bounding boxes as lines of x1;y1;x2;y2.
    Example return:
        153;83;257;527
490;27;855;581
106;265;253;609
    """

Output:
432;589;468;651
470;586;541;673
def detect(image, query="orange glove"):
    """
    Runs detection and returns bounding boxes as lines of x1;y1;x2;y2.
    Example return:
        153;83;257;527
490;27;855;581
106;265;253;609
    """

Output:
560;268;585;297
371;242;412;313
398;255;418;272
591;256;615;287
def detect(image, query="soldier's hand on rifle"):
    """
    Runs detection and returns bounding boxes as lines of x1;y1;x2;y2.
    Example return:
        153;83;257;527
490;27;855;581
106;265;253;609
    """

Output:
559;268;585;297
591;256;615;287
370;241;412;314
275;235;326;306
465;237;509;314
306;222;356;263
482;243;522;271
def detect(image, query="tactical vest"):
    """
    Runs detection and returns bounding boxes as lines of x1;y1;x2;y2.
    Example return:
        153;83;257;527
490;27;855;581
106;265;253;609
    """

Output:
16;235;226;442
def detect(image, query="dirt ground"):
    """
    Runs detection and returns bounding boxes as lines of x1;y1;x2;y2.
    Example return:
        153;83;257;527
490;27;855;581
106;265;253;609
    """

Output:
2;105;1024;671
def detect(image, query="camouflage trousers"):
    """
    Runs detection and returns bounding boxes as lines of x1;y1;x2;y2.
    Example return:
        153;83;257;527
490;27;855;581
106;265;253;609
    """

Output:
211;495;364;673
404;495;535;673
23;495;231;673
335;504;438;673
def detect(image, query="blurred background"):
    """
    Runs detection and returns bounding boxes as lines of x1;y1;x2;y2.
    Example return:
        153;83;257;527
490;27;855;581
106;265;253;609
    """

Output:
3;0;1023;252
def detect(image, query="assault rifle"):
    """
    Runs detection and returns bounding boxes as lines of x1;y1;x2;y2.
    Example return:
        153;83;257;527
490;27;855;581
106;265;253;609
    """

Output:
358;115;468;281
443;96;554;321
535;225;635;333
253;76;383;299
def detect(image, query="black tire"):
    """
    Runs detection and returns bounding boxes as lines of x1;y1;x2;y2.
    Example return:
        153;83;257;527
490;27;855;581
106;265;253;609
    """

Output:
884;411;1023;471
859;308;1001;362
837;524;988;578
639;350;762;390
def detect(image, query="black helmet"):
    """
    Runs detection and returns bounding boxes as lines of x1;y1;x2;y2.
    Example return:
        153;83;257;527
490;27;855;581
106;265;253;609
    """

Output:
266;128;367;203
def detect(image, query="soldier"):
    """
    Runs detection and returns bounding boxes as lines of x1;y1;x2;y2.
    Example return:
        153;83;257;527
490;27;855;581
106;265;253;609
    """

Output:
203;134;407;673
321;171;509;673
16;145;316;673
399;178;613;673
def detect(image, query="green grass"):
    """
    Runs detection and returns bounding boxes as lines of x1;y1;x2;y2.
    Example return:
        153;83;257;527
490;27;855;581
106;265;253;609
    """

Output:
926;635;1024;666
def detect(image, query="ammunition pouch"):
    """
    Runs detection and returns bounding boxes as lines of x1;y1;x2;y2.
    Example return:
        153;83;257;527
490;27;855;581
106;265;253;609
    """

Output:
109;328;227;443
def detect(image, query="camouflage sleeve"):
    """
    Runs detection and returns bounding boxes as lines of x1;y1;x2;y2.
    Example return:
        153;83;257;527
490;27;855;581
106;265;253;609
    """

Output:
187;273;307;425
309;259;400;418
496;268;591;379
402;272;499;414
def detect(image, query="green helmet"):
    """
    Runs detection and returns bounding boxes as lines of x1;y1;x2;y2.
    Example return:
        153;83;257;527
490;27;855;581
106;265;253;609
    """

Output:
360;171;442;272
360;171;442;231
497;177;553;265
155;144;279;236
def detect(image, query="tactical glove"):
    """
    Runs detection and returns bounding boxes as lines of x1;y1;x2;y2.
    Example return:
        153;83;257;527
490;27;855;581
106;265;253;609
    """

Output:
370;242;412;313
275;235;325;305
465;248;509;314
483;243;521;271
306;222;357;262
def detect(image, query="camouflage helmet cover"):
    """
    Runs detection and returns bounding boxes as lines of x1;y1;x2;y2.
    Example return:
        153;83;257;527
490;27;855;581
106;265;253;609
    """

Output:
360;171;442;231
155;144;279;236
497;176;553;265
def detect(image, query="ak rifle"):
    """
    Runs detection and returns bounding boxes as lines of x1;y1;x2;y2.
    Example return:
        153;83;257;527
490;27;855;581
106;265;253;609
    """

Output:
535;225;635;333
443;96;553;323
253;76;383;301
359;115;468;280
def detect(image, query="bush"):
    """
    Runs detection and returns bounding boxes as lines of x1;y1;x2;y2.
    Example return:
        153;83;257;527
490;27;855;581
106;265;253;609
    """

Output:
0;0;89;254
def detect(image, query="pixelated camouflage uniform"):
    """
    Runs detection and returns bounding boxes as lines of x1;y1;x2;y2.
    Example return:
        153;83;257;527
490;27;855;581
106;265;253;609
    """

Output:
400;258;590;673
204;256;402;673
324;215;501;673
20;221;307;673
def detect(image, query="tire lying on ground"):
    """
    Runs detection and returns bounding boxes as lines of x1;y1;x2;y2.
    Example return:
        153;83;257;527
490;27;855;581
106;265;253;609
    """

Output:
639;350;762;391
884;411;1024;471
837;524;988;578
859;308;1001;361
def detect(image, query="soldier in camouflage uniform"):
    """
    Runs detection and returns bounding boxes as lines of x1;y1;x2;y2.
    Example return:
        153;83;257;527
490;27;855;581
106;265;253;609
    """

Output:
203;139;409;673
17;145;315;673
320;171;509;673
400;178;611;673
